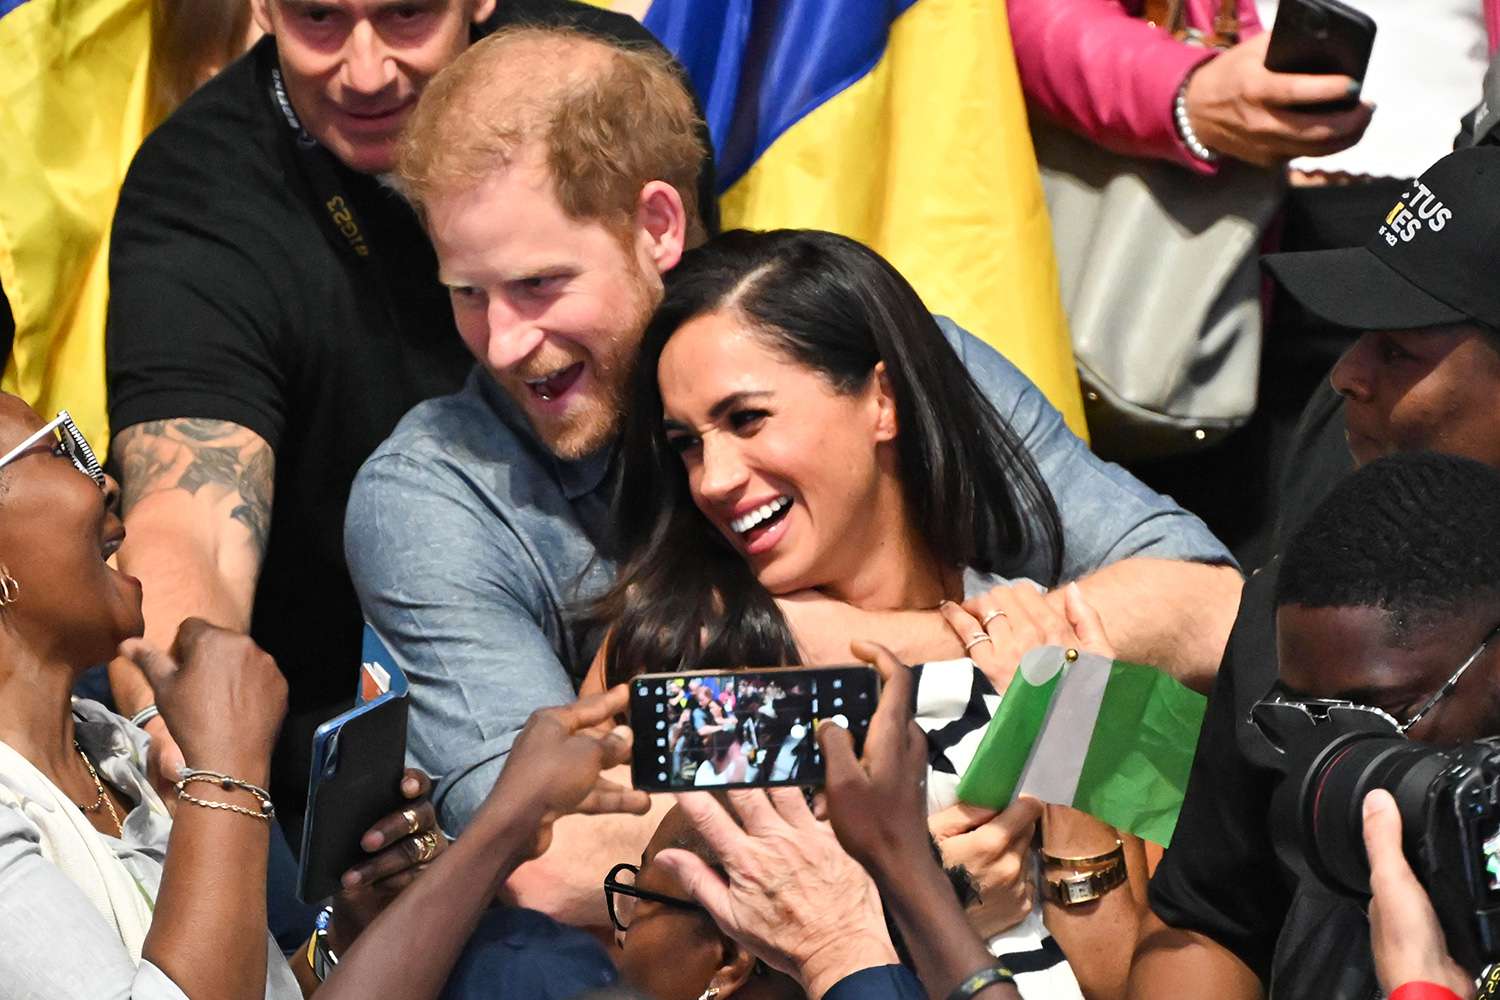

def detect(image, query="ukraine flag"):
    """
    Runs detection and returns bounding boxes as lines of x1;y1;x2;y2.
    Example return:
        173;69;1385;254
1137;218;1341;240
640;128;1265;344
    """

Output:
635;0;1087;436
0;0;153;452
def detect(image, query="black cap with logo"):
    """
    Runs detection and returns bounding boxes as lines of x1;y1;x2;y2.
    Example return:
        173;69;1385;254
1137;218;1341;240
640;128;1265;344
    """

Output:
1263;146;1500;332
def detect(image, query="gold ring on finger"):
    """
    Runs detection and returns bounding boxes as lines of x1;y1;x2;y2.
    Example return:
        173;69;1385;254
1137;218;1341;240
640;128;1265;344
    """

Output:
964;633;994;653
980;610;1007;628
401;807;421;837
412;829;440;864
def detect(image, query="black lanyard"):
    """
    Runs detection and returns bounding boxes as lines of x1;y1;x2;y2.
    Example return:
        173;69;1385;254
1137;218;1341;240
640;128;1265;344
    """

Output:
266;65;376;265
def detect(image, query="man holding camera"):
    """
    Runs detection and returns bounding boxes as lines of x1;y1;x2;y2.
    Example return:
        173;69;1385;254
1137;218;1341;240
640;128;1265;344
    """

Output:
1130;145;1500;998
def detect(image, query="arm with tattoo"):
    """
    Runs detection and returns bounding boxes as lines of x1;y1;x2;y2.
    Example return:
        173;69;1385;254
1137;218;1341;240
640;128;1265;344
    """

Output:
108;418;275;794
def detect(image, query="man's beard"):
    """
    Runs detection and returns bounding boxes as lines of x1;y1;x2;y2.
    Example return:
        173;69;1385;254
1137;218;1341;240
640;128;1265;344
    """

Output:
536;278;653;461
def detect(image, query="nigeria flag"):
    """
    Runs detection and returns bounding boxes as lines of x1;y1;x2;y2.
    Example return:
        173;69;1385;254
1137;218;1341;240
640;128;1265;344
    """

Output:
955;646;1206;846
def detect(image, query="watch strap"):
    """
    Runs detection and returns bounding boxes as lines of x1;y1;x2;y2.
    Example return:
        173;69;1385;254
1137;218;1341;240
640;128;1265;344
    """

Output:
1041;840;1123;871
1045;856;1128;906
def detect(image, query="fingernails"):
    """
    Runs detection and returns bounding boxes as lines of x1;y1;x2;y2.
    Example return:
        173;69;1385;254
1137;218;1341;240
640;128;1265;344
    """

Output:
363;832;383;851
342;870;361;888
1346;79;1362;101
402;777;419;795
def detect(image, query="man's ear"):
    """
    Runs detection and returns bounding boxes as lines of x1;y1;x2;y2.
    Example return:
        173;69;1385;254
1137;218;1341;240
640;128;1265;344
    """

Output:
707;938;760;998
637;181;688;276
471;0;498;24
871;361;899;443
250;0;274;36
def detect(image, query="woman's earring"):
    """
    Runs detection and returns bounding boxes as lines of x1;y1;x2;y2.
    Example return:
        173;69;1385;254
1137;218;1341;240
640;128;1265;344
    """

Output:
696;989;720;1000
0;566;20;607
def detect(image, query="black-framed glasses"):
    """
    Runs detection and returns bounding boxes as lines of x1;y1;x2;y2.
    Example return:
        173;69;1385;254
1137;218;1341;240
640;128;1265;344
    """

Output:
604;862;706;932
0;410;105;490
1252;620;1500;749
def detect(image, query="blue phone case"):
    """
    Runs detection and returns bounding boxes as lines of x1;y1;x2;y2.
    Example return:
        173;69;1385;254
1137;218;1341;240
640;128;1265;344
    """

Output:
296;627;410;902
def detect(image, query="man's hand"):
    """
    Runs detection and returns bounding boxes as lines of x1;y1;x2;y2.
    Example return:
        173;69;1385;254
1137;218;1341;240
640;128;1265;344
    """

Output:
484;686;651;860
1363;789;1475;998
657;788;899;999
1185;32;1373;166
117;618;287;782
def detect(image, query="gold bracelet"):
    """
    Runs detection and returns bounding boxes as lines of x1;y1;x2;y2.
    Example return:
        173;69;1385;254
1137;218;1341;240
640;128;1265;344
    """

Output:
176;786;275;821
175;773;275;821
1041;839;1124;871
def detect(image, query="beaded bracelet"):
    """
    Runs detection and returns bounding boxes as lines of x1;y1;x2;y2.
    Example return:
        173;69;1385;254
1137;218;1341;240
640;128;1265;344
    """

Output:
1173;77;1220;165
175;770;275;821
946;965;1016;1000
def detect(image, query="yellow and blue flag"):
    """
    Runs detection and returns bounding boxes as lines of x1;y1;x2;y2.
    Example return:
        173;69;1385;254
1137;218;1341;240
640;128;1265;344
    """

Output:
0;0;154;452
638;0;1087;436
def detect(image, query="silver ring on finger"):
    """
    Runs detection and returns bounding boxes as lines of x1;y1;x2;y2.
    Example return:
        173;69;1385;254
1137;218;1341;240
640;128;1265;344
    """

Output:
980;609;1007;629
964;633;994;653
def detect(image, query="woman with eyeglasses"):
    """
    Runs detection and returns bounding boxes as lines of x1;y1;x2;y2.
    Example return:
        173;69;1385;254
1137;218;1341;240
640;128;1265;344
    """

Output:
0;397;506;999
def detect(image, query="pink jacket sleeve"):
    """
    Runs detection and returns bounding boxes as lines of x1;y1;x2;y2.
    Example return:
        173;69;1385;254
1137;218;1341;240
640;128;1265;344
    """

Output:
1010;0;1261;173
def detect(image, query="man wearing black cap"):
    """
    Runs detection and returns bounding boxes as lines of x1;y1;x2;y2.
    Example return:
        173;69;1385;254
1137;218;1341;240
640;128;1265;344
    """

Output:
1127;144;1500;999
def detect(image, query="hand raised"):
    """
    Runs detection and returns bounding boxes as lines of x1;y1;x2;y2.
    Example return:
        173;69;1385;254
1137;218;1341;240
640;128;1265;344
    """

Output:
1184;32;1373;167
486;686;651;859
656;787;898;998
117;618;286;780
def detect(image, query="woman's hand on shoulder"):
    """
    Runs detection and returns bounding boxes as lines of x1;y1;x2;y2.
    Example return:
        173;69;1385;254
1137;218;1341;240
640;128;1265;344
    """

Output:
117;618;286;780
945;581;1115;691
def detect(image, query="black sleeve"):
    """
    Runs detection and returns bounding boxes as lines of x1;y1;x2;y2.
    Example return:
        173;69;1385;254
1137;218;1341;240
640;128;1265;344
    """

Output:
0;272;13;368
1147;566;1291;982
105;126;291;452
1271;379;1353;554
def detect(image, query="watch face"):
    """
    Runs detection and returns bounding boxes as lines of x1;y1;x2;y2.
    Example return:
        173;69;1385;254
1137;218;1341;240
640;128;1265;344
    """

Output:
1064;879;1096;905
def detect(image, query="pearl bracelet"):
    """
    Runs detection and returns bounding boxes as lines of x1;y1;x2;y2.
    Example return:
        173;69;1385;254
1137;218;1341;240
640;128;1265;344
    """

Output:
1174;77;1220;164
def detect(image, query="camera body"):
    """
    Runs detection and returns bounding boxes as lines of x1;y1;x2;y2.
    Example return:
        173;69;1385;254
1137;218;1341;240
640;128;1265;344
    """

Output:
1255;700;1500;971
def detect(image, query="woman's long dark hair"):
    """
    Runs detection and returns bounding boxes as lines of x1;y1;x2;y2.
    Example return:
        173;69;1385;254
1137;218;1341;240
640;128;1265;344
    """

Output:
588;229;1063;684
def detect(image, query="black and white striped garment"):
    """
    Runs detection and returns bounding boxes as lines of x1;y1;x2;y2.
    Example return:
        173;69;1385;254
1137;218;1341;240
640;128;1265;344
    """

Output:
914;657;1082;999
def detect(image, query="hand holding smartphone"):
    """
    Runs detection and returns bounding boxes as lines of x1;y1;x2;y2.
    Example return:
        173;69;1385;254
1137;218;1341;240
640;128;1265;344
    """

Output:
1264;0;1377;112
629;666;880;791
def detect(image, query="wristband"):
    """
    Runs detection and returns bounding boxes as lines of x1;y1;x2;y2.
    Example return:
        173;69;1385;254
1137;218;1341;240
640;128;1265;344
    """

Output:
1389;984;1465;1000
946;965;1016;1000
307;905;339;982
129;704;160;729
1041;840;1124;870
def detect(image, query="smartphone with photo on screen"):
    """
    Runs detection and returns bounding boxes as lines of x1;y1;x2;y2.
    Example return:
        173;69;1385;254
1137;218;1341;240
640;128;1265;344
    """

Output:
629;665;880;792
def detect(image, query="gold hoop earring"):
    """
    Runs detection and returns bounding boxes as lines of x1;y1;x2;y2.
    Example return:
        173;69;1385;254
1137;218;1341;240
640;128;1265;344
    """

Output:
0;566;19;608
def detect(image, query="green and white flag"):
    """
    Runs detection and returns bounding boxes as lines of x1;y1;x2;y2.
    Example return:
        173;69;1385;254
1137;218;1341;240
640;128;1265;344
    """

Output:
954;646;1206;846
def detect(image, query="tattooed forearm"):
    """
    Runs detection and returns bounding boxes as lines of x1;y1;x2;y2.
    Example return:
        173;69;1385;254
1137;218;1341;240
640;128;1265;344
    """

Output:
112;418;276;555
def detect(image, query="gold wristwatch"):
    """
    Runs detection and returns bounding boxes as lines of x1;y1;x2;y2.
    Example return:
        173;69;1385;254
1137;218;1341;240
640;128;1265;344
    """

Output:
1042;840;1127;907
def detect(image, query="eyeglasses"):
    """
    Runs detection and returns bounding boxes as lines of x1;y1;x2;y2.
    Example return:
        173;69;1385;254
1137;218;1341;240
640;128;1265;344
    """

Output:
0;410;105;490
1252;620;1500;749
603;862;706;933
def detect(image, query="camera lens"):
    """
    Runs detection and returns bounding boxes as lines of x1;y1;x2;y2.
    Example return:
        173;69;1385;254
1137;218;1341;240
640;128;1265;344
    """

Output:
1302;734;1449;894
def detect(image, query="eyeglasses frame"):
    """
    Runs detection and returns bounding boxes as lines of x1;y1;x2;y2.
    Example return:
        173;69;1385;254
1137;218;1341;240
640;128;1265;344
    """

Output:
0;410;106;490
1253;619;1500;743
603;861;706;933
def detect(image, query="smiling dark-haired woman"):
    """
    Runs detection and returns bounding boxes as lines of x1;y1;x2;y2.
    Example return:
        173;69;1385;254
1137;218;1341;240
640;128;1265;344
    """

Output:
0;393;461;999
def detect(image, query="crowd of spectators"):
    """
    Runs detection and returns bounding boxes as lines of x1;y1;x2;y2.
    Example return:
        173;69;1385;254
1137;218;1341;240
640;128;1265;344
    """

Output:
3;1;1500;999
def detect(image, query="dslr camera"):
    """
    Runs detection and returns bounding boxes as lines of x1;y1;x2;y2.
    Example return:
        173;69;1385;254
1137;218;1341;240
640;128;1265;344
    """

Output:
1252;692;1500;971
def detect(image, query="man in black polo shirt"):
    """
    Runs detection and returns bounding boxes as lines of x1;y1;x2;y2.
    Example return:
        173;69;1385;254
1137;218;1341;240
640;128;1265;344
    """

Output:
1127;146;1500;997
103;0;705;821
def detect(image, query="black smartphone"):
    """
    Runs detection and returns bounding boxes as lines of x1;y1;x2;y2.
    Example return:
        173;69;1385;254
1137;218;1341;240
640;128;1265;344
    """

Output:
629;666;880;791
1263;0;1377;112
